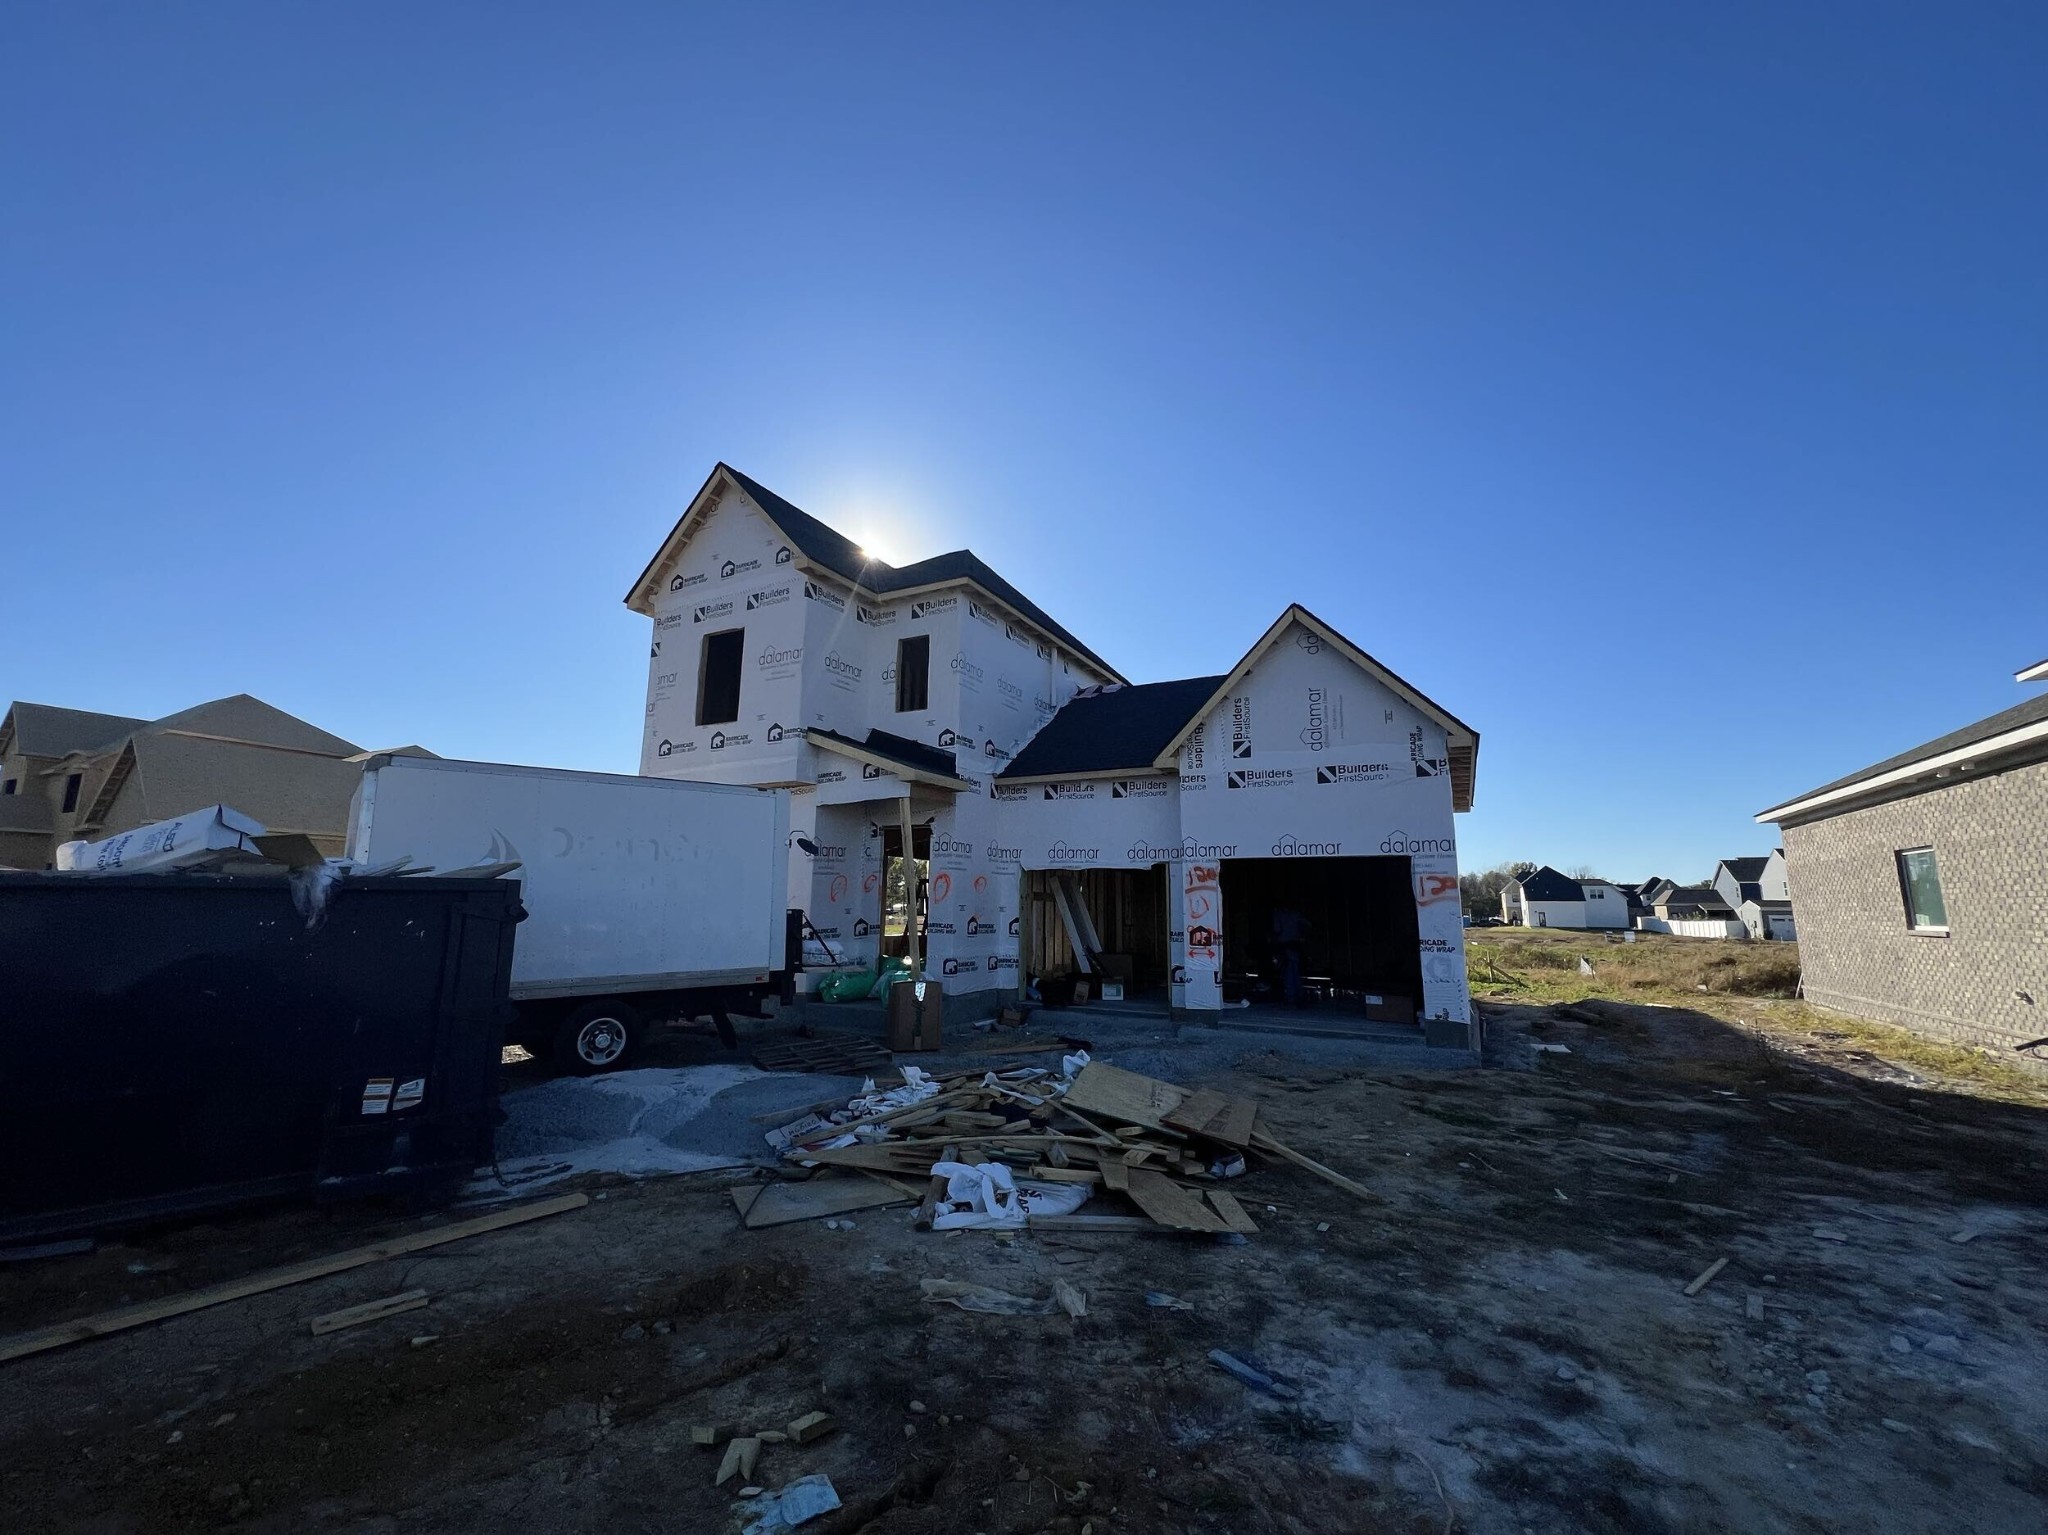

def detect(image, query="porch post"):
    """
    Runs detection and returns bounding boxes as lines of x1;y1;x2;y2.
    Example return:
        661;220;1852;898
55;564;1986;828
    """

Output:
898;795;920;980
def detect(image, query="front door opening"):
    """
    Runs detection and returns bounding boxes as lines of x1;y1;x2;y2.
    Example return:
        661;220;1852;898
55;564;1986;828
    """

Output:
1220;856;1424;1023
878;823;931;959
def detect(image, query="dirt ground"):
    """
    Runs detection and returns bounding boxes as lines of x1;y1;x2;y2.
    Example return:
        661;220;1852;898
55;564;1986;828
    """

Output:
5;992;2047;1534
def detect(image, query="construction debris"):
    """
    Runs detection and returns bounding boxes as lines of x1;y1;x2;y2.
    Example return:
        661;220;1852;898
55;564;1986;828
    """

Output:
752;1057;1375;1236
785;1411;837;1445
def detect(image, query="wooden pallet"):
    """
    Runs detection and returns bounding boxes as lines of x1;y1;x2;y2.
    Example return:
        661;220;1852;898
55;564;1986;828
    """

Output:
753;1037;895;1075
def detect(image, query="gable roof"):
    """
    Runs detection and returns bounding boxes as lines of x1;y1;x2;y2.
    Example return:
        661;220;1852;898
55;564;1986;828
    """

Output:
1658;884;1733;912
1758;690;2048;824
1;703;145;760
1718;856;1770;883
139;694;360;757
1147;604;1480;811
1515;865;1585;902
998;677;1228;782
627;464;1124;682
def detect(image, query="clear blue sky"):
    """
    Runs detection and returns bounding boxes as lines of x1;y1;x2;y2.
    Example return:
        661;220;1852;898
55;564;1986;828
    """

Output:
4;5;2043;881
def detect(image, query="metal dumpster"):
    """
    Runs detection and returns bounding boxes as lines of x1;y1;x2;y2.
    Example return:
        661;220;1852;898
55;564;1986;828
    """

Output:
0;871;523;1242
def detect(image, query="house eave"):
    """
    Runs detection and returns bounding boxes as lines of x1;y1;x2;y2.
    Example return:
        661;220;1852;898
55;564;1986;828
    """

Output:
1756;717;2048;825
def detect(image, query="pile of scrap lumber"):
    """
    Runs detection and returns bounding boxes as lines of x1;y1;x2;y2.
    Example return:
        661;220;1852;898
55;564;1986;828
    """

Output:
755;1059;1375;1235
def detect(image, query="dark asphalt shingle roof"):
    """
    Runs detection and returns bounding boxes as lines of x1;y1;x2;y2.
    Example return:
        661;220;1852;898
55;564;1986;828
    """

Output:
997;677;1229;780
1659;885;1733;911
1769;691;2048;813
1718;857;1770;882
722;467;1120;681
1515;866;1585;903
808;727;962;781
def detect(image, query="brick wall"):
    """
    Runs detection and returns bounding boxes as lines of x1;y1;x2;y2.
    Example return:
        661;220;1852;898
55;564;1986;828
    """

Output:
1782;759;2048;1066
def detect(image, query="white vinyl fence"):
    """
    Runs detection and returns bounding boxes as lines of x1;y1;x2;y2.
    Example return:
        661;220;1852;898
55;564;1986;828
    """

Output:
1635;918;1750;940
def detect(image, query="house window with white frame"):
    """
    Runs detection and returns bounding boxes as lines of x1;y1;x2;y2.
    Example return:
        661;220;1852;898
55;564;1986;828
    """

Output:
1896;846;1948;933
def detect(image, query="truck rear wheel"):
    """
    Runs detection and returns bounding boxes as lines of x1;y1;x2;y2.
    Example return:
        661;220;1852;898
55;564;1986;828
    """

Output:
555;1000;640;1075
712;1008;738;1050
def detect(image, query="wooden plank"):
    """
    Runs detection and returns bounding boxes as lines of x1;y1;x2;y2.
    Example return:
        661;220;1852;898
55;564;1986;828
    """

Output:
1683;1256;1730;1297
309;1289;430;1336
797;1144;935;1174
741;1175;912;1229
1124;1168;1230;1232
1249;1130;1381;1204
1024;1167;1101;1184
1063;1062;1190;1134
1206;1190;1260;1235
1026;1215;1168;1232
0;1192;589;1366
1100;1157;1130;1194
1203;1097;1260;1150
1163;1089;1231;1138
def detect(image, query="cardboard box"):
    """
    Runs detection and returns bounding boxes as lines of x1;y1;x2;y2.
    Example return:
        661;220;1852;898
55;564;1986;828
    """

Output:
1361;993;1417;1024
1072;979;1092;1003
885;978;943;1052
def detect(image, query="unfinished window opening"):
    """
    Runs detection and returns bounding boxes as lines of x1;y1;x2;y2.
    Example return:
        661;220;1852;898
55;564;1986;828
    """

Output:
895;635;930;714
2;779;15;795
696;628;744;726
1896;846;1948;933
60;773;82;813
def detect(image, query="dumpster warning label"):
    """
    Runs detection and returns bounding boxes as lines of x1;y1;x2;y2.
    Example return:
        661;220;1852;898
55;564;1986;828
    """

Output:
394;1078;426;1112
361;1078;394;1115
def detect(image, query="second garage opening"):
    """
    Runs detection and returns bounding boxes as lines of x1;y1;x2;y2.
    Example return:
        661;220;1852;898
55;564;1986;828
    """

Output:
1221;856;1423;1022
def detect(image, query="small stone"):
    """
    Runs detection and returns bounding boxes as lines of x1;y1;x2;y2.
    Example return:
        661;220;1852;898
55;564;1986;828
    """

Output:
938;1414;951;1426
1804;1370;1830;1393
409;1335;440;1348
620;1323;646;1342
653;1320;673;1335
1924;1335;1965;1359
1555;1364;1578;1382
1316;1222;1330;1233
1805;1392;1827;1410
166;1431;183;1445
209;1413;236;1428
739;1486;763;1498
909;1400;928;1414
1889;1335;1913;1354
904;1423;917;1438
1015;1467;1033;1482
1882;1419;1912;1434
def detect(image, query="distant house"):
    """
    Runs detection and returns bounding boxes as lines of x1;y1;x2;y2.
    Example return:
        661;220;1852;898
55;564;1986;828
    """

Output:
1652;885;1735;922
1712;853;1797;940
1757;655;2048;1061
1502;866;1629;929
0;695;387;869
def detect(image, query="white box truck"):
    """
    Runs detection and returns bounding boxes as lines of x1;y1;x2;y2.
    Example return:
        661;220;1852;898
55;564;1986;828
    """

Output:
346;755;792;1073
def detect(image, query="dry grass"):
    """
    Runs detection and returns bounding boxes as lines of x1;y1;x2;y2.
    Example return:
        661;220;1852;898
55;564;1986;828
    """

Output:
1467;927;1800;1003
1469;927;2048;1105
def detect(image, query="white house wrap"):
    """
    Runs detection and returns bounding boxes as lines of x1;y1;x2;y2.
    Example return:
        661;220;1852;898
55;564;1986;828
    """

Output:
626;463;1481;1043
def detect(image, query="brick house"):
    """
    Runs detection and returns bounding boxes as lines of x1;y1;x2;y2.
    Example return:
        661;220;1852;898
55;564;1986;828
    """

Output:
1756;659;2048;1062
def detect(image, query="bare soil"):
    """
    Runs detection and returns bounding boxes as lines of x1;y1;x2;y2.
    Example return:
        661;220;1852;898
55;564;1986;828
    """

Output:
4;998;2046;1534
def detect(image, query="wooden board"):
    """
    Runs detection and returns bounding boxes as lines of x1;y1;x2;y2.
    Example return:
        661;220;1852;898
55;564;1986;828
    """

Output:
734;1175;912;1229
1202;1097;1260;1149
1100;1157;1130;1194
309;1289;430;1335
0;1192;588;1366
751;1037;894;1075
1063;1063;1190;1134
1123;1168;1230;1232
1026;1215;1170;1232
1206;1190;1260;1235
1163;1089;1231;1137
1249;1130;1381;1203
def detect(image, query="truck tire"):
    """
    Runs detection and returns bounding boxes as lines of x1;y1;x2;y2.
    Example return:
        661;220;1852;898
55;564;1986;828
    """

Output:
712;1008;738;1050
554;1000;640;1075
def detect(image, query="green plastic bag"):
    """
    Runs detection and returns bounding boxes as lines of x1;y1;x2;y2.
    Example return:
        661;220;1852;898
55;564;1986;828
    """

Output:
816;967;877;1003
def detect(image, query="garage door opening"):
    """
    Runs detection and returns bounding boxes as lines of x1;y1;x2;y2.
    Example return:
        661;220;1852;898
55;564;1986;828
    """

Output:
1024;866;1171;1007
1221;857;1423;1023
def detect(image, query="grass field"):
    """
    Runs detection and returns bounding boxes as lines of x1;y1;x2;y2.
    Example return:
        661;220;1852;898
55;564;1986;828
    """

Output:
1466;926;2048;1103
